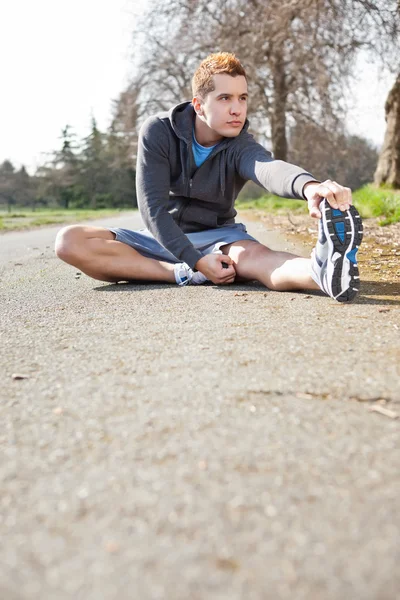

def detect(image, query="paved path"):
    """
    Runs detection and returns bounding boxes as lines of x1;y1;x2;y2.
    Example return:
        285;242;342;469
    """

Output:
1;213;399;600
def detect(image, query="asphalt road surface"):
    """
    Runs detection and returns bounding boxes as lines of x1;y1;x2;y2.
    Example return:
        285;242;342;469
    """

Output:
1;212;399;600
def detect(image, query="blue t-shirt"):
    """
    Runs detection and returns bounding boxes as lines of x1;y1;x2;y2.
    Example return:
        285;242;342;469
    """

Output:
192;130;218;167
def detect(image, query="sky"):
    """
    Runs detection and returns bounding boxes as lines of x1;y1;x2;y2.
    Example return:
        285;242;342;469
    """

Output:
0;0;395;175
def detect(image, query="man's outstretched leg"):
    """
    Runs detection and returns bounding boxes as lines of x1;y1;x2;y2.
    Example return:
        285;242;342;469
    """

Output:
221;239;320;291
221;201;363;301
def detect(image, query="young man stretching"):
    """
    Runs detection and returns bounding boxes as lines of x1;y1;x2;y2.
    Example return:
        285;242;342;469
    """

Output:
55;52;363;302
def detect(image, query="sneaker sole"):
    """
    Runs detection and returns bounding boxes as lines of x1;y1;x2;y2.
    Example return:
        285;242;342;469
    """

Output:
321;200;363;302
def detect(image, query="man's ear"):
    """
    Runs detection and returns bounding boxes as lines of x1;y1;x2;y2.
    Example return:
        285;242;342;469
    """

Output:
192;96;203;116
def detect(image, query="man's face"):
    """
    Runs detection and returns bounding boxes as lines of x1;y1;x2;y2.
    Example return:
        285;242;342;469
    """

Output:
193;74;248;138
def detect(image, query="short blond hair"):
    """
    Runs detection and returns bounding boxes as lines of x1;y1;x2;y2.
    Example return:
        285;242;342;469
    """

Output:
192;52;247;98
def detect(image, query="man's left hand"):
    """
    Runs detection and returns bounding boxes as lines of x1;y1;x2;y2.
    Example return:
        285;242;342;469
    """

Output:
303;180;352;219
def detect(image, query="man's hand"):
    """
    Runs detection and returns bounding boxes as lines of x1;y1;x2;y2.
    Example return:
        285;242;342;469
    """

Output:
195;253;236;285
303;180;353;219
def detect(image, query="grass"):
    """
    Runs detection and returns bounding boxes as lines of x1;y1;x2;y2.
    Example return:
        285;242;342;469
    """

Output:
236;195;308;213
0;208;137;232
352;185;400;225
237;185;400;225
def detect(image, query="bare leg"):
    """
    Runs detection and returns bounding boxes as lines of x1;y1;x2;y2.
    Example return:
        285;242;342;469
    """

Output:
221;240;320;292
55;225;176;283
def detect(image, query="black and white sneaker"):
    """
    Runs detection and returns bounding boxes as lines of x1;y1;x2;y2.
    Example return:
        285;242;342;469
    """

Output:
310;199;363;302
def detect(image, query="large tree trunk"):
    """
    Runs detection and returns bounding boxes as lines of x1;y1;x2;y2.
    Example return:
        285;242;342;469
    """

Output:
270;44;288;161
374;73;400;188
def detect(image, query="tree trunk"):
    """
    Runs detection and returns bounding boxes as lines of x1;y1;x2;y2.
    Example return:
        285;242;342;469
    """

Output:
270;44;288;161
374;73;400;188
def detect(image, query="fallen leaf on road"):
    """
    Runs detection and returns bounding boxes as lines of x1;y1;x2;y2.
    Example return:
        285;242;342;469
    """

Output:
303;295;312;299
368;405;398;419
12;373;29;380
215;557;240;571
378;308;390;313
234;292;248;296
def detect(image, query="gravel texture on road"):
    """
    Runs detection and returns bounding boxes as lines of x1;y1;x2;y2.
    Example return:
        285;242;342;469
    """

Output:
1;213;399;600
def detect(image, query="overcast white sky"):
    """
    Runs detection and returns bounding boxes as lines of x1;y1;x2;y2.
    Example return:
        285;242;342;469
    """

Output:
0;0;395;174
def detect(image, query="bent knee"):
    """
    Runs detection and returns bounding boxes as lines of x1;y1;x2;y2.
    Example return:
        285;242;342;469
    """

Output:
55;225;87;262
228;241;270;263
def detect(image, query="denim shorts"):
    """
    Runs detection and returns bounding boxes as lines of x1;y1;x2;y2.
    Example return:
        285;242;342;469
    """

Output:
108;222;257;264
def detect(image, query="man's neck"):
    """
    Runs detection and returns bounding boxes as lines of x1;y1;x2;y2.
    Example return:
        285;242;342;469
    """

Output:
194;115;224;147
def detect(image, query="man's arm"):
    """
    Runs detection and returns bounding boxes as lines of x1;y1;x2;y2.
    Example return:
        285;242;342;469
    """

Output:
136;116;203;269
235;134;353;217
235;134;317;199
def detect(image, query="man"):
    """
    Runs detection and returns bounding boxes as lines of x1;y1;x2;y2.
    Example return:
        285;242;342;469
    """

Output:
55;52;363;302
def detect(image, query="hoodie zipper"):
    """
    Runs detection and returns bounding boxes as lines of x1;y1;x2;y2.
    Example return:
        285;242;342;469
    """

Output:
180;138;226;225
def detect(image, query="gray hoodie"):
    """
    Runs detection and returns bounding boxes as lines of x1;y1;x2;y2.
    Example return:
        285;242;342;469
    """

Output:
136;101;317;269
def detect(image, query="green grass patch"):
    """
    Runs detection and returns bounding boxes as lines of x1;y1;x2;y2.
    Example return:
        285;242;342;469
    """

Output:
236;194;307;213
237;185;400;226
353;185;400;225
0;208;137;232
29;217;67;227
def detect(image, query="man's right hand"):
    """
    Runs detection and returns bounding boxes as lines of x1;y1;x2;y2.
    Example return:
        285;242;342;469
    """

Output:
195;253;236;285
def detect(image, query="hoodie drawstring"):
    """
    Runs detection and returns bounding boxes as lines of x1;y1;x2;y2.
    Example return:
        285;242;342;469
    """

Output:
220;153;226;196
180;144;187;185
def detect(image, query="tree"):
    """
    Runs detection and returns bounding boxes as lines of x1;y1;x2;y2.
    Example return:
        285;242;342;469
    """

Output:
0;160;17;211
0;161;37;210
13;166;35;208
288;121;378;190
374;73;400;187
104;128;137;209
80;117;110;208
109;79;145;165
36;125;83;209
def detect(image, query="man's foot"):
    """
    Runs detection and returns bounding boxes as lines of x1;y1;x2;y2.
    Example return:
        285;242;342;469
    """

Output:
310;199;363;302
174;262;208;286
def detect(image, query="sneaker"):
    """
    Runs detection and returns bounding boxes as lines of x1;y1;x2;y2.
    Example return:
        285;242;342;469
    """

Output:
173;262;208;286
310;199;363;302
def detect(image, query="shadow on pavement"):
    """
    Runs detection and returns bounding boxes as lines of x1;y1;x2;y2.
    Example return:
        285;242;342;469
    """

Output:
94;280;400;306
356;280;400;306
94;281;264;293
